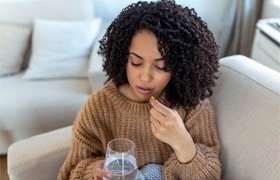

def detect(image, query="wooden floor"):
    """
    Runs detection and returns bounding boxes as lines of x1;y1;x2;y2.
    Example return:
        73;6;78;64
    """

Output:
0;155;9;180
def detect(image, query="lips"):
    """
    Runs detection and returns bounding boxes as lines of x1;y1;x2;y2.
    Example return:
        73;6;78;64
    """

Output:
137;86;153;95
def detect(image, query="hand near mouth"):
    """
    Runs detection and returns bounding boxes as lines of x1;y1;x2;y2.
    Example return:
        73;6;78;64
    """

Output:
149;98;196;163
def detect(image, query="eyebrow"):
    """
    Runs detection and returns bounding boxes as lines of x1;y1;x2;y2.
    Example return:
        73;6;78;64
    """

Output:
129;52;164;61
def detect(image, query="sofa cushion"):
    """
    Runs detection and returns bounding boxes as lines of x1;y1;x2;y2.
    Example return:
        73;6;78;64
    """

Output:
0;72;90;132
0;23;31;76
23;18;102;80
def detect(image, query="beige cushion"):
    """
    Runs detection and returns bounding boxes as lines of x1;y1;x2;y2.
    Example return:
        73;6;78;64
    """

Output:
23;18;102;80
0;23;31;76
0;72;90;132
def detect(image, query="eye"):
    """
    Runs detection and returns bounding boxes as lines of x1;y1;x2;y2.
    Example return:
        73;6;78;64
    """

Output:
154;61;166;71
131;61;142;67
155;65;165;71
128;54;143;67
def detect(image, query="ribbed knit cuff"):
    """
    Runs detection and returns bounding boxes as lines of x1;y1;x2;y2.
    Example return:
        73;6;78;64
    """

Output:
71;157;104;179
163;144;220;179
83;162;95;179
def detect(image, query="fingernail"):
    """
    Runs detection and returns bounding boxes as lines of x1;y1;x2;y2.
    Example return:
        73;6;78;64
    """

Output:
107;172;112;178
150;96;155;100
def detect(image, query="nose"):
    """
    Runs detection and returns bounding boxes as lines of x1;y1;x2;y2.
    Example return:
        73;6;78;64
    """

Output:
140;66;153;82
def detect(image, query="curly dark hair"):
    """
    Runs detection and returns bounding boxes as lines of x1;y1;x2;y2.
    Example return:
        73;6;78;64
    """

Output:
98;0;219;109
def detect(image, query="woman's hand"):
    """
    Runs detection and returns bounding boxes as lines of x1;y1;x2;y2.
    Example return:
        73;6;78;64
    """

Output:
149;99;196;163
92;160;112;180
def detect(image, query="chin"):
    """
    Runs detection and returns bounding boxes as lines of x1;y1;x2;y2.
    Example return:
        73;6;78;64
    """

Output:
137;96;150;102
134;93;150;102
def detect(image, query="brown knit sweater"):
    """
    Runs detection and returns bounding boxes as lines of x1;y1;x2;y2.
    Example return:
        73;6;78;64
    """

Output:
58;81;221;180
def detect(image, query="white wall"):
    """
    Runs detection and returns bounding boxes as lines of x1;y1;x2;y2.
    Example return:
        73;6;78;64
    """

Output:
93;0;230;49
93;0;141;20
176;0;229;47
262;0;280;18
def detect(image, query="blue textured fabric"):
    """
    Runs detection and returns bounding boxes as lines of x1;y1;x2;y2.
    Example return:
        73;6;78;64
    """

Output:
136;164;162;180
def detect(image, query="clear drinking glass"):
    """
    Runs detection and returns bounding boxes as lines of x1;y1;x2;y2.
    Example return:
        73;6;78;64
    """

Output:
103;138;138;180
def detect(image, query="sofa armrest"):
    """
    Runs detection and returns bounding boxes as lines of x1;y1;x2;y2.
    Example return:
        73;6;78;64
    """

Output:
8;126;72;180
210;55;280;180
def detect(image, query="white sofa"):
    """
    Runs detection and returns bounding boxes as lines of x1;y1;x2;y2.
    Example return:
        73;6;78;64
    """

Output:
0;0;108;154
7;55;280;180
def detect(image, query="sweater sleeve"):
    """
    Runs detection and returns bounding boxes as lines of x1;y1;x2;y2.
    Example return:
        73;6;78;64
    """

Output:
57;136;104;180
57;96;108;180
163;99;221;180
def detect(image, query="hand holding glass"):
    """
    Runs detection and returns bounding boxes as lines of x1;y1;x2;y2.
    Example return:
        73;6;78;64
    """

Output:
103;138;138;180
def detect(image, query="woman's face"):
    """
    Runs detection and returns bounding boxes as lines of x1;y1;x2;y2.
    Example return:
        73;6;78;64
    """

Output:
125;30;171;102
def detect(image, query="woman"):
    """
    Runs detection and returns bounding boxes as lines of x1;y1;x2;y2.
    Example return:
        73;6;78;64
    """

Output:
58;0;221;179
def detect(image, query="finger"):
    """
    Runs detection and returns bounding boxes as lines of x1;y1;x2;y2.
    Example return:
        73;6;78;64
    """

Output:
92;160;112;178
150;99;173;116
150;120;157;133
95;168;112;178
150;115;161;127
94;160;104;168
105;172;113;178
94;172;112;180
150;107;165;121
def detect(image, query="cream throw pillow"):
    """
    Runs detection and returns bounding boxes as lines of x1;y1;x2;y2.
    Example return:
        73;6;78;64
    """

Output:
0;23;31;76
23;18;102;80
